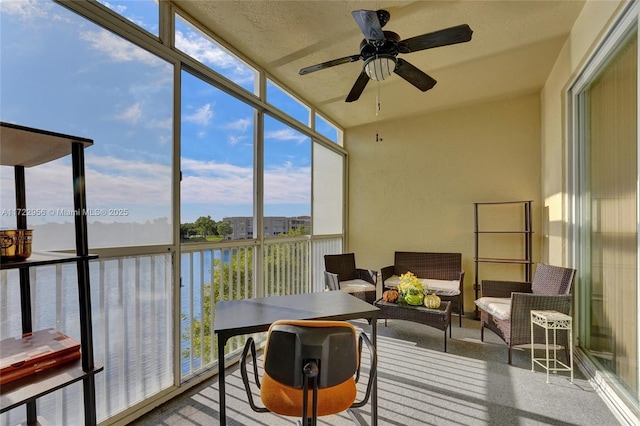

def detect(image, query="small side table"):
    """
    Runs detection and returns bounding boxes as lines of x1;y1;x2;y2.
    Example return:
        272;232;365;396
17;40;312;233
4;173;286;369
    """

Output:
530;310;573;384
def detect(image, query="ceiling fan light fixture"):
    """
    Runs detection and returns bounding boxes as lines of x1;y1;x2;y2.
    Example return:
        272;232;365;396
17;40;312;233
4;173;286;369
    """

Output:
364;55;396;81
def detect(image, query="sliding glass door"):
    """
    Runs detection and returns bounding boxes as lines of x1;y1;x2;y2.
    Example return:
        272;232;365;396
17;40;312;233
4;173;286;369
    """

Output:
573;22;638;406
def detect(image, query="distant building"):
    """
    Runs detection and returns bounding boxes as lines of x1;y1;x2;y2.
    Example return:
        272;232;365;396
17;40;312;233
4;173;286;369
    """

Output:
223;216;310;239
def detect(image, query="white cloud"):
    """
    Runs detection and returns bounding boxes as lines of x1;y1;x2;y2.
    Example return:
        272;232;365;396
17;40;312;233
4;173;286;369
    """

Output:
175;30;254;84
180;158;310;206
265;128;308;144
114;102;143;124
225;118;251;132
0;0;52;19
184;103;214;126
175;30;237;68
264;164;311;204
79;29;164;66
148;117;173;132
181;158;253;204
85;155;171;205
228;135;244;146
0;155;171;228
97;1;127;15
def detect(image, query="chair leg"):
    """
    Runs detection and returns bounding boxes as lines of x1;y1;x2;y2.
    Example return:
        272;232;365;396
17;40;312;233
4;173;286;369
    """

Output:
480;323;484;342
508;347;512;365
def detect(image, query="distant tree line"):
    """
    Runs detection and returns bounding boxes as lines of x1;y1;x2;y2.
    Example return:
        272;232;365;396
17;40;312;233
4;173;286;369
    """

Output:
180;215;233;241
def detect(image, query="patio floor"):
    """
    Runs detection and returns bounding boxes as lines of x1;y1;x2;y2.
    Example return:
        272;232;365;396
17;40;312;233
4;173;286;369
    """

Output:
131;316;621;425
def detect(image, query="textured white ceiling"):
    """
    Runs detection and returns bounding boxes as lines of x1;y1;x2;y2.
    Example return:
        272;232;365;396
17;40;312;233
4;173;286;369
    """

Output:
174;1;586;129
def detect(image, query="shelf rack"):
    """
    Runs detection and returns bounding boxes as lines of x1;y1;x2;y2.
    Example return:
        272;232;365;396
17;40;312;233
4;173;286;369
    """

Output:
0;122;102;425
473;200;533;316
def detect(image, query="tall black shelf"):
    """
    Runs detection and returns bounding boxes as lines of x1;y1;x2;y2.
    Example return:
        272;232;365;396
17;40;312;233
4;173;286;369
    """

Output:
0;122;102;425
474;200;533;317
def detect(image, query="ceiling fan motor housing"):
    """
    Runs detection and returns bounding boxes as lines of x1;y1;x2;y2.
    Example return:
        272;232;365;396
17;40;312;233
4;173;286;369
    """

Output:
363;55;397;81
360;31;400;81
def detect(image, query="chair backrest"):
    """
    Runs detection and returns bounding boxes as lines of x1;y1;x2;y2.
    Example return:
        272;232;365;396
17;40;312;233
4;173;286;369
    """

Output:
394;251;462;280
263;320;357;389
531;263;576;295
260;319;359;418
324;253;357;281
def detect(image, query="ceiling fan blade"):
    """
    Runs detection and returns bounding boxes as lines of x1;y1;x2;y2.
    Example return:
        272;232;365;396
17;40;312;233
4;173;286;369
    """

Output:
299;54;362;75
398;24;473;54
394;59;437;91
351;9;385;41
345;71;370;102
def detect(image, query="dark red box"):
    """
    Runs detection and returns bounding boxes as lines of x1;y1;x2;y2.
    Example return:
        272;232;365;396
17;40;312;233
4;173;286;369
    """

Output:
0;328;81;385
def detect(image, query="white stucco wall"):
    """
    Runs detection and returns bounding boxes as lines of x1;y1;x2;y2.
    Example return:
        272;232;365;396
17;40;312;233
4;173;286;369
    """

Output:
541;0;626;266
346;93;541;311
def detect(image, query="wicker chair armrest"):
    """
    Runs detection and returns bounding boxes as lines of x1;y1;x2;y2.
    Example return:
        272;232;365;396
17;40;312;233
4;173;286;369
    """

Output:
324;271;340;291
481;280;532;298
381;265;395;284
356;268;378;285
511;292;572;314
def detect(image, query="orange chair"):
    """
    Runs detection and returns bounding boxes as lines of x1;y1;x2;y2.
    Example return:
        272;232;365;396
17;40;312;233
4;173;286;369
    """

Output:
240;320;377;425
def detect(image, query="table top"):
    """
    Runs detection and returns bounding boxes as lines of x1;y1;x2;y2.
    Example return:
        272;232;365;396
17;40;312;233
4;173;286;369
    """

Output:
214;291;380;337
531;310;572;321
375;299;450;313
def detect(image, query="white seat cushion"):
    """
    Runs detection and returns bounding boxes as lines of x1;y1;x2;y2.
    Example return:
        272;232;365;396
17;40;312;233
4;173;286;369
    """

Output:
340;279;376;294
384;275;460;296
474;297;511;320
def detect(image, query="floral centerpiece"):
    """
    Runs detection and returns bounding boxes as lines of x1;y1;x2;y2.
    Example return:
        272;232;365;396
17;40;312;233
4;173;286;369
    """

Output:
397;271;425;306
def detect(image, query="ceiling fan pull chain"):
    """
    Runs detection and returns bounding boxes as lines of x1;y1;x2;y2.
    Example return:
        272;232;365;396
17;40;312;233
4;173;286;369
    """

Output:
376;82;382;142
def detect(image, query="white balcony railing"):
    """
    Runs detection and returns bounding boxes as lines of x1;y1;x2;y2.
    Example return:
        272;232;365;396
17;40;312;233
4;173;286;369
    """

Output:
0;235;342;424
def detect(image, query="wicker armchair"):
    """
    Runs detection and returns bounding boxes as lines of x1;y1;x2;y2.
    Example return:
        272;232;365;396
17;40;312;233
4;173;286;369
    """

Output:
381;252;464;326
324;253;377;304
475;263;576;364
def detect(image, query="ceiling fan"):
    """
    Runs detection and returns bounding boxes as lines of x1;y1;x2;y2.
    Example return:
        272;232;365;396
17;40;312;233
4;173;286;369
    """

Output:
299;9;473;102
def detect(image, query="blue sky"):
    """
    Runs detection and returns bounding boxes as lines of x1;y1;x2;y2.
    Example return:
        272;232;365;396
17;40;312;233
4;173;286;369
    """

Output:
0;0;321;235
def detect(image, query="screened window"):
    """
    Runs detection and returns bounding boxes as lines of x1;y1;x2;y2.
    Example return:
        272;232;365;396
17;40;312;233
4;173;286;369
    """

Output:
96;0;159;36
175;13;257;94
263;115;311;236
266;79;310;126
313;143;343;235
0;1;173;249
180;70;255;242
315;112;342;145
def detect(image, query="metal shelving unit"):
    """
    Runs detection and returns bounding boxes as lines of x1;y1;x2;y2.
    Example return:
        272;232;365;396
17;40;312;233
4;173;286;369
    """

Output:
473;200;533;317
0;122;102;425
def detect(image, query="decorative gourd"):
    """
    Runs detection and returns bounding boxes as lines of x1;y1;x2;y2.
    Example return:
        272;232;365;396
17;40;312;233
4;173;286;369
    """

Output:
405;293;424;306
424;293;441;309
382;289;399;303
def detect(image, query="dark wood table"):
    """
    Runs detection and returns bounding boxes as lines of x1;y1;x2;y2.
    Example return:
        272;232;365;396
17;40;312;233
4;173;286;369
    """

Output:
214;291;379;425
375;299;452;351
